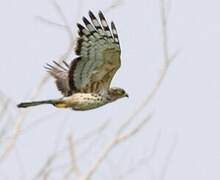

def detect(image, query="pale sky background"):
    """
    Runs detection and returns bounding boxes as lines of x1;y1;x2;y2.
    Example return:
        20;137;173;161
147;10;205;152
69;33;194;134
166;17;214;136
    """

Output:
0;0;220;179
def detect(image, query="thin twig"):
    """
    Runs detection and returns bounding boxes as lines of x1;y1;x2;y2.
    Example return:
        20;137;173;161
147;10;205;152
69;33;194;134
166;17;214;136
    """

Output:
160;0;169;62
51;0;74;42
117;115;152;142
119;132;162;179
79;115;152;180
0;75;49;161
36;16;68;29
34;154;56;179
103;0;124;13
158;134;178;180
68;135;81;177
34;119;109;179
117;0;178;135
0;0;76;162
78;0;178;179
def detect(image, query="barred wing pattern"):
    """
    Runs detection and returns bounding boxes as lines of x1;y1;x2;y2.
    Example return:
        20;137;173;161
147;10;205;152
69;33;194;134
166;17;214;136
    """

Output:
69;11;121;94
45;11;121;96
45;61;71;96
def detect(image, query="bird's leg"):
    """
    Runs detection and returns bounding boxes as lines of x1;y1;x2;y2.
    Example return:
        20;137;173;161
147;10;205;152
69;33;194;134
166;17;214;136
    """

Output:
53;100;68;108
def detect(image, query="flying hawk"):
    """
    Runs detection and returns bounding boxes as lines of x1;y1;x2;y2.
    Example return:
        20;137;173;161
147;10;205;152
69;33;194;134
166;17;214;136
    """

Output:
17;11;128;110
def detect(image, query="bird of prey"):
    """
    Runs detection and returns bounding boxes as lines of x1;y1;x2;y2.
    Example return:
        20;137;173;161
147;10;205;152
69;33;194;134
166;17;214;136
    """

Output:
17;11;128;111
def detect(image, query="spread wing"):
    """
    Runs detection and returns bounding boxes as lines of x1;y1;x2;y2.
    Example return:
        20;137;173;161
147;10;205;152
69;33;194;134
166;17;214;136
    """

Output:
45;61;71;96
68;11;121;94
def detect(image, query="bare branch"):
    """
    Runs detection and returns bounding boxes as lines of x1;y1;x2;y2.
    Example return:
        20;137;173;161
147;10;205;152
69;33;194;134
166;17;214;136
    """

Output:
79;114;152;180
34;154;56;179
35;16;68;29
77;0;178;179
77;119;110;145
160;0;169;63
117;114;152;142
0;0;78;162
51;0;74;42
0;93;15;139
118;0;179;136
68;135;81;177
119;132;162;179
158;135;178;180
34;119;109;179
103;0;124;13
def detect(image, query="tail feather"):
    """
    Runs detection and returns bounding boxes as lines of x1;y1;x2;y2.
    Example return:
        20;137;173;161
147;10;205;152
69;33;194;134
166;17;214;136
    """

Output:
17;100;54;108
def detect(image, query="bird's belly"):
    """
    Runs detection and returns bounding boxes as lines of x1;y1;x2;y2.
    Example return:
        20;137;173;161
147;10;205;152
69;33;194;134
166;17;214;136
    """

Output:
63;93;107;111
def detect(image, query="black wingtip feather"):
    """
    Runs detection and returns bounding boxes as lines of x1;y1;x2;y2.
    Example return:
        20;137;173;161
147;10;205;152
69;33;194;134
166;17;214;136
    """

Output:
89;10;96;19
75;10;120;56
82;16;90;25
77;23;82;28
77;23;85;32
77;23;85;36
98;10;104;18
111;21;115;29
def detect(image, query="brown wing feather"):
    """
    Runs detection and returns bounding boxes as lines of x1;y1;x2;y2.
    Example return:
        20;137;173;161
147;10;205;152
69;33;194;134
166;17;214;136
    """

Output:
89;48;121;91
68;10;121;94
68;57;81;93
45;61;71;96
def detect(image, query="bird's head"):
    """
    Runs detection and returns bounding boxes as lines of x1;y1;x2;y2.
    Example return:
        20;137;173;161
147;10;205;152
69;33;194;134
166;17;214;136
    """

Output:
108;87;128;101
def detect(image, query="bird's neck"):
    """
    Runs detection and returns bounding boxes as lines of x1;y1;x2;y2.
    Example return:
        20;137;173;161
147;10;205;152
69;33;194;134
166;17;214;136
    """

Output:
105;91;117;102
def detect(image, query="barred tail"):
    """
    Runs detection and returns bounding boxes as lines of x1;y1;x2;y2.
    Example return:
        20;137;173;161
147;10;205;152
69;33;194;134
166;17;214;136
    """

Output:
17;100;55;108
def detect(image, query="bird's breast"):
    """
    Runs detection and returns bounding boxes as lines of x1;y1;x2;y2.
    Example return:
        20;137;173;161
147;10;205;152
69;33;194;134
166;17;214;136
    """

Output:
63;93;108;110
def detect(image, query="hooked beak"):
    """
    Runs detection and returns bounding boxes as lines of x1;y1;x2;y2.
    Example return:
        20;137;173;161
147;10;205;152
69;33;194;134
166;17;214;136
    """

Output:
125;93;129;98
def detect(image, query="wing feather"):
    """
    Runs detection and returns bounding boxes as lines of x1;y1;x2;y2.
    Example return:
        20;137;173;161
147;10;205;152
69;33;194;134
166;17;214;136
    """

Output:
45;61;71;96
69;11;121;94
